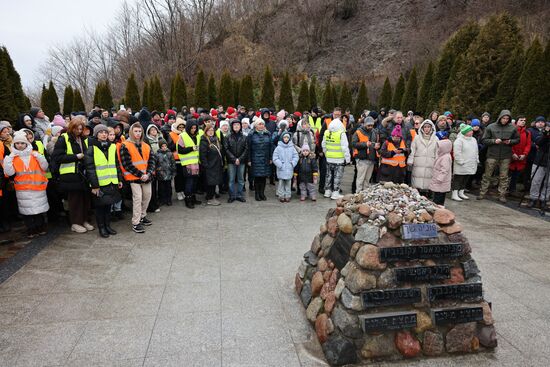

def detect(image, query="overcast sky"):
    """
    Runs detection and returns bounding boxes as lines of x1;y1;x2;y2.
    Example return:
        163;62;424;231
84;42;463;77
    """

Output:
0;0;133;88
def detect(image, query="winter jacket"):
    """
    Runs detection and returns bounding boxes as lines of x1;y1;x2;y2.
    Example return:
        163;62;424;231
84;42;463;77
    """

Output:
295;153;319;183
119;122;156;183
224;131;248;164
379;117;413;145
407;120;437;190
156;149;177;181
509;126;531;171
429;139;453;193
51;133;89;191
351;126;380;161
321;119;351;164
533;132;550;167
248;129;273;178
453;134;479;175
145;125;161;153
378;138;409;183
481;110;520;160
272;139;299;180
33;117;50;141
292;123;316;153
199;134;224;186
527;127;543;163
84;138;123;189
3;144;49;215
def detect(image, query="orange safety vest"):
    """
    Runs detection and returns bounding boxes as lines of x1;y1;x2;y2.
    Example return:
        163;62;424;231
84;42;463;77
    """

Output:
120;141;151;181
169;131;181;162
13;155;48;192
327;117;347;130
353;129;380;158
381;140;406;167
410;129;417;141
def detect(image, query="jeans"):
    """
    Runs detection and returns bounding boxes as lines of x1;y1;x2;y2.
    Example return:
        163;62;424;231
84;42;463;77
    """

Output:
228;164;245;199
325;163;345;192
529;164;550;201
480;158;511;197
277;179;292;199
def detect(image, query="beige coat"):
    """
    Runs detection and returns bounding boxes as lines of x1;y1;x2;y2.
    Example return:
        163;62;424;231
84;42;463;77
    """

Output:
407;120;437;190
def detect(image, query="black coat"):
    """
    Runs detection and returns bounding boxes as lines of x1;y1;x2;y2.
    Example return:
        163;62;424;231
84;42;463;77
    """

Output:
199;135;225;186
223;131;248;164
51;133;89;191
248;130;273;178
534;132;549;167
84;138;123;189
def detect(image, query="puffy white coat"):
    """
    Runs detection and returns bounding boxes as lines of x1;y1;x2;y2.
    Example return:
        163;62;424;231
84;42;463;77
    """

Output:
453;133;479;175
322;119;351;164
3;144;50;215
407;120;437;190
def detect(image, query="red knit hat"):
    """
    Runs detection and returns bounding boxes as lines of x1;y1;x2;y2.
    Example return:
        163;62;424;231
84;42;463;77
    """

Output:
293;111;302;118
211;109;218;117
192;112;199;119
164;109;176;123
227;106;236;115
255;111;261;117
269;115;276;121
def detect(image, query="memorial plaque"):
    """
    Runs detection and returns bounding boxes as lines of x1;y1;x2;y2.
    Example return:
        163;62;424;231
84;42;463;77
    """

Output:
379;243;464;262
401;223;438;240
361;288;421;308
326;232;354;270
461;259;480;279
427;283;483;302
395;265;451;282
431;307;483;325
360;311;417;332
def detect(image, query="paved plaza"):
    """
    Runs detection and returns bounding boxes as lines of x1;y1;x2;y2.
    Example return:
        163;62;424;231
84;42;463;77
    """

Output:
1;175;550;366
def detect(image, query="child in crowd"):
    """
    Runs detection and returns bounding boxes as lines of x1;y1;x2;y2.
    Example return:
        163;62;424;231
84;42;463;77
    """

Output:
294;144;318;201
156;139;176;206
273;131;298;202
452;124;479;201
3;131;49;238
430;133;453;206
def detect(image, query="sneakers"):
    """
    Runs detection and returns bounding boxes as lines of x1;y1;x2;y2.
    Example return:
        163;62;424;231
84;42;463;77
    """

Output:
207;199;221;206
83;222;95;231
330;191;344;200
324;190;332;198
71;224;87;233
176;192;184;201
141;217;153;226
132;223;145;233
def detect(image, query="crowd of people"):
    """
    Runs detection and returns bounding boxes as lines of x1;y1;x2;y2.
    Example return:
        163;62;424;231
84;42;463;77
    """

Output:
0;102;549;238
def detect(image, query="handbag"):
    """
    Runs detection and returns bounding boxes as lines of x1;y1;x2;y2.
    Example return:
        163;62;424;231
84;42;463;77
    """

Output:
94;184;121;206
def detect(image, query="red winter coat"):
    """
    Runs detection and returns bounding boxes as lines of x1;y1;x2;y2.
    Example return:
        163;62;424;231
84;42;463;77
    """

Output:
509;126;531;171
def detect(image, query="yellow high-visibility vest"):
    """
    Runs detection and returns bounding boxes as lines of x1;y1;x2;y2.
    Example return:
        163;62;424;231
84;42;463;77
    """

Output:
93;144;119;186
59;133;88;175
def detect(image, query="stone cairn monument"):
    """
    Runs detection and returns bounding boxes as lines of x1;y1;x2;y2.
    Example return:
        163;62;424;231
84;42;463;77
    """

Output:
295;183;497;366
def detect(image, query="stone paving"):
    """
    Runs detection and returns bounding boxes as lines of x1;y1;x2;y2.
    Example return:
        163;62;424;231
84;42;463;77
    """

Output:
0;173;550;366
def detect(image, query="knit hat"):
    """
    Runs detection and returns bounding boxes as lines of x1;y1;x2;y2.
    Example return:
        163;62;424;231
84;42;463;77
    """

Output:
281;131;291;141
93;124;109;137
535;116;546;123
471;119;481;127
12;131;28;146
158;138;168;147
368;110;379;120
52;114;66;127
436;131;449;140
30;107;41;118
0;121;11;133
210;109;218;117
269;115;277;121
220;120;230;129
278;120;288;129
481;112;491;118
364;116;375;125
241;117;250;125
277;110;286;120
164;109;176;123
391;124;402;137
90;110;101;120
461;124;473;135
51;125;64;137
294;111;302;118
444;111;452;117
301;143;310;152
226;106;236;116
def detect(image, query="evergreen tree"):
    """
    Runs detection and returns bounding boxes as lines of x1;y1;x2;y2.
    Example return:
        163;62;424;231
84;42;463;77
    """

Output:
278;71;294;112
99;80;114;110
322;80;335;112
354;81;369;117
429;20;480;110
149;75;165;111
239;74;255;109
0;53;17;121
194;68;208;108
23;95;31;111
544;39;550;117
43;80;60;119
378;77;392;110
296;80;310;113
452;13;521;116
338;82;353;111
171;72;187;108
309;76;318;109
72;89;85;112
218;70;233;108
125;73;141;110
62;85;74;115
441;55;464;112
391;74;405;110
233;77;241;107
1;47;26;112
142;79;150;109
260;65;275;108
416;61;434;115
332;84;339;109
489;46;524;117
207;73;217;108
401;67;418;113
93;82;100;106
513;38;545;120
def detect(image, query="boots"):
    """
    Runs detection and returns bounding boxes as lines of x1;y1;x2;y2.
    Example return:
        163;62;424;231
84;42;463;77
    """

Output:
259;180;267;201
451;190;463;202
458;190;469;200
98;225;110;238
192;195;202;205
185;196;195;209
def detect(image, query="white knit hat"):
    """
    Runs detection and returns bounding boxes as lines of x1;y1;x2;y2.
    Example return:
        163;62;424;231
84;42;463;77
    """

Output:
12;131;29;145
